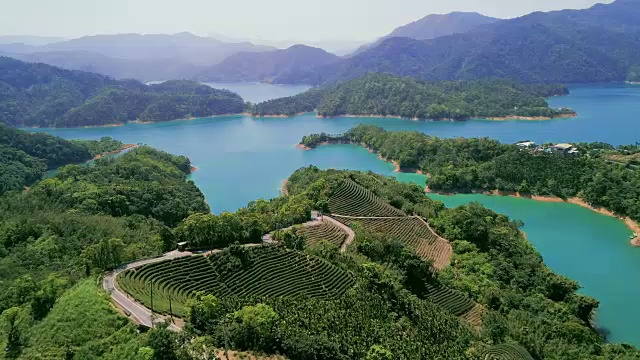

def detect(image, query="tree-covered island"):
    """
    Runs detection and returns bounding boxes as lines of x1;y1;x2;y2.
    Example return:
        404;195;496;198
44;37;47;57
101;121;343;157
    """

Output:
252;73;575;120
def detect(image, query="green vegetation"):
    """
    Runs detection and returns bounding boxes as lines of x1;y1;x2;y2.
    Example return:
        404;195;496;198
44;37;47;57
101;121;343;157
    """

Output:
329;179;407;217
118;245;356;316
0;57;246;127
481;343;535;360
302;125;640;225
0;138;208;357
174;194;312;250
250;88;324;116
296;220;348;248
71;136;128;157
2;124;639;358
278;167;640;358
335;216;452;270
16;279;143;359
253;74;572;119
0;125;134;195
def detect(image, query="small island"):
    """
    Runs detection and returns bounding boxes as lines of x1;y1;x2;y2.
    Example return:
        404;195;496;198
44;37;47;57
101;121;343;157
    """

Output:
252;73;576;121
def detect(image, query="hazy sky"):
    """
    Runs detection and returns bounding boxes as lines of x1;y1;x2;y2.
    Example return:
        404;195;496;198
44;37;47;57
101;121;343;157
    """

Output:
1;0;612;42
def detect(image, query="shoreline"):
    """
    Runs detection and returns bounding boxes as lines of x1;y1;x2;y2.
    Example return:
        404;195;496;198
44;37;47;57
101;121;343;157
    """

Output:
316;112;577;122
427;188;640;247
297;140;422;175
190;166;198;173
281;179;289;196
299;140;639;247
20;110;578;130
91;143;137;161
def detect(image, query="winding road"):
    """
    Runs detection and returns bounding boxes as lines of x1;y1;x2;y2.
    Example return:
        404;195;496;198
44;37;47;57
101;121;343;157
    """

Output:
103;250;191;331
103;212;356;330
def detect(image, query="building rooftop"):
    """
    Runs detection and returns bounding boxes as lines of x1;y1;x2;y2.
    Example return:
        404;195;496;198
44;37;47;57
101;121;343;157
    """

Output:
553;143;574;150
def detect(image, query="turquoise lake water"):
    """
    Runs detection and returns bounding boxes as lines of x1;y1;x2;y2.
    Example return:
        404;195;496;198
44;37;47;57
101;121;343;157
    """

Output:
29;83;640;346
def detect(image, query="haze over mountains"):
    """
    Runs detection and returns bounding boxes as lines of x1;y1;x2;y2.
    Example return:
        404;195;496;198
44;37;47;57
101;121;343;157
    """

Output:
196;45;341;83
1;0;638;85
351;12;500;56
0;32;274;82
290;0;640;85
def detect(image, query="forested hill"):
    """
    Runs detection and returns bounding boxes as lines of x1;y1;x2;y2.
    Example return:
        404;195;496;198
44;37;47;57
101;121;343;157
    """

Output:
280;0;640;85
0;57;247;127
252;74;573;119
0;124;130;194
0;143;209;357
195;44;341;83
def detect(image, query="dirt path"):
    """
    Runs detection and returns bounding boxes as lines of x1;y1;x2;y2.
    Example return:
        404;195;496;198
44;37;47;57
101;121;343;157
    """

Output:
322;215;356;253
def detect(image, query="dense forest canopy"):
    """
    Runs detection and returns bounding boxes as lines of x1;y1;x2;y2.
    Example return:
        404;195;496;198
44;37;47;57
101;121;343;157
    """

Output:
272;167;639;359
0;57;246;127
0;124;129;194
0;140;211;357
301;125;640;223
252;74;573;119
0;125;638;357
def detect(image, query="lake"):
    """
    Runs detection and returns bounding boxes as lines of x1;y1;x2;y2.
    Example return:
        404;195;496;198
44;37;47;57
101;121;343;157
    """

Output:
29;83;640;346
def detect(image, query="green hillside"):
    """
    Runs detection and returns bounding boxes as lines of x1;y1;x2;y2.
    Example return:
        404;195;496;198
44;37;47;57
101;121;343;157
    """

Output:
253;74;573;120
0;57;246;127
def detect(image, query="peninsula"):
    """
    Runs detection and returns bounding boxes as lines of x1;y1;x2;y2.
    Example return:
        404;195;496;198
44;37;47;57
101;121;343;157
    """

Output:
299;125;640;246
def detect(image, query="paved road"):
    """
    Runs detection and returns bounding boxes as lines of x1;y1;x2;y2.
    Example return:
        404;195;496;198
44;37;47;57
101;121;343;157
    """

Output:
104;245;266;330
103;250;191;331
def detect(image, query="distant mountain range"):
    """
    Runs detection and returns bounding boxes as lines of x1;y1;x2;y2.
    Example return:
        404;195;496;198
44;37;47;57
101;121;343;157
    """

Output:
0;35;66;46
281;0;640;85
195;45;341;83
3;0;639;86
351;12;500;56
0;33;274;82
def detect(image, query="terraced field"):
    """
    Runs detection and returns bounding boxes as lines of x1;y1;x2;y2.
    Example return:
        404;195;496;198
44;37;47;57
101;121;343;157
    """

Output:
460;304;485;328
329;180;406;217
297;219;348;247
423;283;475;317
117;245;355;316
481;344;535;360
332;215;452;269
